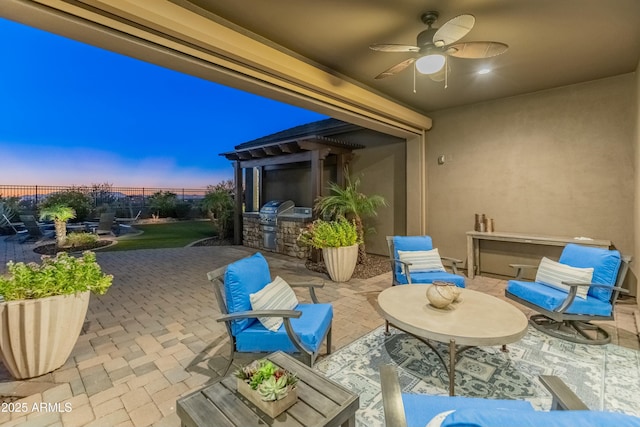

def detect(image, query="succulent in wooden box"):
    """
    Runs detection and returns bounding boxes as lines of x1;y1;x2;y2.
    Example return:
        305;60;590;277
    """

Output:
235;359;298;402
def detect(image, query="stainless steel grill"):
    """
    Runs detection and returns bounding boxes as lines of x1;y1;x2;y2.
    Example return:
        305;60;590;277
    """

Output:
259;200;294;250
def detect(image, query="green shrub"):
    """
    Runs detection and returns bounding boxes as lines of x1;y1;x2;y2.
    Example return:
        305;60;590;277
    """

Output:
0;251;113;301
66;232;99;247
202;184;234;239
297;217;360;249
40;190;91;221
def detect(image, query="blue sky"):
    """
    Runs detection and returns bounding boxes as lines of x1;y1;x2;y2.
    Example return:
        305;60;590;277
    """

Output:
0;18;326;188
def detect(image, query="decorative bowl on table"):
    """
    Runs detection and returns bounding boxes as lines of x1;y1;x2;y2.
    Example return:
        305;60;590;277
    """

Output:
426;281;458;309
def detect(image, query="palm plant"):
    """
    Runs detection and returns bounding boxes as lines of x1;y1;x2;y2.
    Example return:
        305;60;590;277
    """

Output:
202;187;234;240
314;171;386;263
39;204;76;247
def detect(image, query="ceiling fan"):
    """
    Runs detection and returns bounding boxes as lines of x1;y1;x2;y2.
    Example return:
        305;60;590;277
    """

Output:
370;11;508;84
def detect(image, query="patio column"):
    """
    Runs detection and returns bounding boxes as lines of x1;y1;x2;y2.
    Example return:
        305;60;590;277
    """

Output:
233;160;243;245
405;133;427;235
310;150;323;205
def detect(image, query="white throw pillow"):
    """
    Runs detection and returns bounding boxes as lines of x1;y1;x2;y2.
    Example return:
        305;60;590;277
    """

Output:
425;410;455;427
249;276;299;331
535;257;593;299
397;249;446;274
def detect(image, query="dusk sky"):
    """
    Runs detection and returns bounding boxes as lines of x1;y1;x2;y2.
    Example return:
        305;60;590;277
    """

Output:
0;18;327;188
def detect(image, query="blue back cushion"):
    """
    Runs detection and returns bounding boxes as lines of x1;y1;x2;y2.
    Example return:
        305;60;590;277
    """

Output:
441;409;640;427
393;236;433;274
559;244;621;302
402;394;532;427
224;252;272;335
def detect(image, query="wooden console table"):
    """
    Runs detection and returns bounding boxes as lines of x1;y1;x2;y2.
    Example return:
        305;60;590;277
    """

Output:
466;231;611;279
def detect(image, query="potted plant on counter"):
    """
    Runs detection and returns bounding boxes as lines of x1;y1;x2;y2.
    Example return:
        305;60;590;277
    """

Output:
298;217;361;282
0;251;113;379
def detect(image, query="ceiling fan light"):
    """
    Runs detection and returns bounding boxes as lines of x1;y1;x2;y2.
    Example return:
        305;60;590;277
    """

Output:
415;54;446;74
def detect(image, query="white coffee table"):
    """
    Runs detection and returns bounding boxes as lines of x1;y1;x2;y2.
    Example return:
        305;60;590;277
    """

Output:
377;285;528;396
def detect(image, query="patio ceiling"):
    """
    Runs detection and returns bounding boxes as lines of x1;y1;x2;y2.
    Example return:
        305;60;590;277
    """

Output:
181;0;640;112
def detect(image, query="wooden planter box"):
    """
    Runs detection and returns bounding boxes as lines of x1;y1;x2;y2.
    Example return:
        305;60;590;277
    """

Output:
236;379;297;418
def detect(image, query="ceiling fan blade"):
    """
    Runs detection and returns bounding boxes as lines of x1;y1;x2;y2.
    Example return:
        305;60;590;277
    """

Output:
432;14;475;47
374;58;416;79
370;44;420;53
446;41;508;58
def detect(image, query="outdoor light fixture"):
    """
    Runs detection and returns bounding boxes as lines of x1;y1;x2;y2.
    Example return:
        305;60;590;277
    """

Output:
415;53;446;74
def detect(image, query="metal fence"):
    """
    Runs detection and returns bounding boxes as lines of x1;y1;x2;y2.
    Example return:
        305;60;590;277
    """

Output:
0;184;209;219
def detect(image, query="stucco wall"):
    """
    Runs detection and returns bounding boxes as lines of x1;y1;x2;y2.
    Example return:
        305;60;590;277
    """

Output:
426;74;636;289
634;65;640;291
350;140;406;256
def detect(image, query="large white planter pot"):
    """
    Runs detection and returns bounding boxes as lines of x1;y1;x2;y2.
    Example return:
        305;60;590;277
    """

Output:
322;244;358;282
0;291;90;379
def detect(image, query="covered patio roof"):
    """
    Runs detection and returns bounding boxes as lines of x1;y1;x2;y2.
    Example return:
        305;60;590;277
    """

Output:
220;135;364;166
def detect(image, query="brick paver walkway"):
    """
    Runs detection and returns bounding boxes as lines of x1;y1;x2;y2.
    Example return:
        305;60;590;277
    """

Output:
0;237;638;426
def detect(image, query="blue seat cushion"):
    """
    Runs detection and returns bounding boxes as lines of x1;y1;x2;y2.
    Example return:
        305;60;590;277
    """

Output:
401;394;533;427
507;280;612;316
235;303;333;353
392;236;465;288
559;244;621;302
441;408;640;427
396;271;466;288
224;253;272;336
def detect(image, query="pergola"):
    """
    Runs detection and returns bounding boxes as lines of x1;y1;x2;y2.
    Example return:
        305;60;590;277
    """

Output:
221;134;365;244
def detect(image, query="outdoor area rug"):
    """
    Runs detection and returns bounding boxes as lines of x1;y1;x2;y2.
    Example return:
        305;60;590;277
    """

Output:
314;326;640;427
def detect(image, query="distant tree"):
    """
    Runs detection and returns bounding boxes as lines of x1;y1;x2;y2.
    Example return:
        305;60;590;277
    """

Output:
88;182;116;207
40;190;92;221
147;191;178;218
203;181;234;239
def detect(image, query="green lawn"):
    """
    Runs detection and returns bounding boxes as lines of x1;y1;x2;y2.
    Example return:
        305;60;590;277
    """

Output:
102;220;216;251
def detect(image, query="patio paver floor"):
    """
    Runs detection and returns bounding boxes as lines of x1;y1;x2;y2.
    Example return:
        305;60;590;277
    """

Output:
0;237;638;426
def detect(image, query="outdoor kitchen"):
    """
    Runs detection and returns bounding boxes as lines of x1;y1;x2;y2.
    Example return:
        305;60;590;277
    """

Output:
220;119;366;257
243;201;312;258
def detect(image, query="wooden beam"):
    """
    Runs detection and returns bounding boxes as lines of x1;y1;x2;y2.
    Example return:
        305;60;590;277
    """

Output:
279;143;297;153
311;150;322;203
248;148;265;157
258;166;264;209
222;153;239;161
263;146;282;155
240;151;312;168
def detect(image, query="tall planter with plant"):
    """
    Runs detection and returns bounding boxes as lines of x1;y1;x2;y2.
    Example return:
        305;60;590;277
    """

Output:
298;217;361;282
314;171;386;264
0;251;113;379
